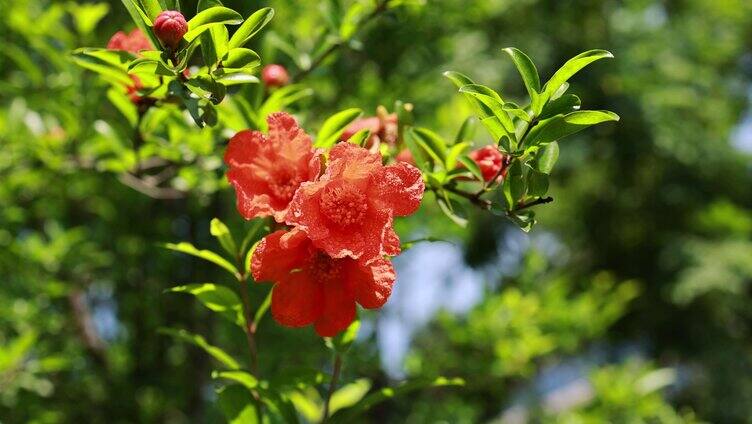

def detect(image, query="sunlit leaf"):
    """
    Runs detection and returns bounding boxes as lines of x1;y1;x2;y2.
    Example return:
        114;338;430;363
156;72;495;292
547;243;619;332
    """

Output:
315;108;363;148
541;49;614;104
228;7;275;49
159;328;240;369
167;283;243;325
502;47;541;113
184;6;243;42
163;242;239;277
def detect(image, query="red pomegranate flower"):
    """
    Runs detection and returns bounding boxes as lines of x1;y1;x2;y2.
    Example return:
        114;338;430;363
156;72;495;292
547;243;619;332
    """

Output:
224;113;321;223
252;229;396;336
468;145;510;182
286;143;424;262
107;29;151;54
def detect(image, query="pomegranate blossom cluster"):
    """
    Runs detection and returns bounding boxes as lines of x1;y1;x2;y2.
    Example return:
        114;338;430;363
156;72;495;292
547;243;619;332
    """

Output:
224;113;425;336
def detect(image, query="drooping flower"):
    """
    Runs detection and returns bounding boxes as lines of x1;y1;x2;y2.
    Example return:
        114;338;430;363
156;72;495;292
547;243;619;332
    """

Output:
286;143;424;262
468;145;510;182
107;29;151;54
153;10;188;49
340;106;399;148
262;64;290;87
224;112;321;222
252;229;396;336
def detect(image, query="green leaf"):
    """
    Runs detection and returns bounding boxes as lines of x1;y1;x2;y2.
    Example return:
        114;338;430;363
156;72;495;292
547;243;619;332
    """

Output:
539;94;580;120
527;169;549;197
346;129;371;146
454;116;477;144
437;197;467;227
222;48;261;70
213;370;259;390
163;242;239;277
128;57;176;76
534;141;559;174
217;385;259;424
159;328;240;369
200;23;229;69
184;6;243;42
315;108;363;148
138;0;163;20
121;0;160;48
410;127;448;165
210;218;238;258
328;379;371;417
244;240;261;279
197;0;223;11
106;88;138;127
68;3;110;35
329;377;464;423
503;103;531;122
239;219;268;259
508;210;536;232
325;320;360;353
445;142;470;170
502;47;541;113
253;289;272;326
444;71;508;142
228;7;275;49
458;84;515;136
502;160;525;208
541;49;614;104
167;283;243;326
259;85;314;123
216;72;260;86
457;155;484;182
526;110;619;147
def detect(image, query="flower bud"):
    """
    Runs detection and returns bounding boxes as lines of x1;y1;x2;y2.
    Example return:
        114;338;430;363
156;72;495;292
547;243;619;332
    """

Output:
153;10;187;50
262;64;290;87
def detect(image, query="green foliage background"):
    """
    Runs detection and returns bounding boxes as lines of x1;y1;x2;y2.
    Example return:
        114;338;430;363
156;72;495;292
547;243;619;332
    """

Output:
2;0;751;422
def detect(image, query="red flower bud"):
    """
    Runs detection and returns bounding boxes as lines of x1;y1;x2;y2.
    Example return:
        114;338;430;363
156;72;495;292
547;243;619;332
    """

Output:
262;64;290;87
153;10;187;49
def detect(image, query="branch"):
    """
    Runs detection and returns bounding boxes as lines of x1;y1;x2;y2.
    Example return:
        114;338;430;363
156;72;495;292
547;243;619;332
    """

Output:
291;0;390;83
515;196;553;211
321;353;343;423
118;173;186;200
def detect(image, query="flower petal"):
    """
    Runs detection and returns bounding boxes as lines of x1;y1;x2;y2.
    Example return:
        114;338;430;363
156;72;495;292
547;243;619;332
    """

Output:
252;230;311;283
347;258;396;309
271;272;324;328
314;281;356;337
369;161;425;216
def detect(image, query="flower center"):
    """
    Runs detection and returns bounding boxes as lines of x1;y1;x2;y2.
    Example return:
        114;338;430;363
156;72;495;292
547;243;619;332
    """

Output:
319;185;368;227
269;173;302;202
310;252;343;284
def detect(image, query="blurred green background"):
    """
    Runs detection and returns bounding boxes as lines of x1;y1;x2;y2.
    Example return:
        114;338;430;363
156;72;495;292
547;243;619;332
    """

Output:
2;0;752;422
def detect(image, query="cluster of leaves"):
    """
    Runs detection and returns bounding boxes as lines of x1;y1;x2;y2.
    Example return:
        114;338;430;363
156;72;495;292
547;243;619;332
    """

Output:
406;49;619;231
74;0;274;127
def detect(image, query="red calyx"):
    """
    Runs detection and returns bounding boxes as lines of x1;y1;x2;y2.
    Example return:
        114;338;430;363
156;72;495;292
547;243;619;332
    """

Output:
153;10;188;50
262;64;290;87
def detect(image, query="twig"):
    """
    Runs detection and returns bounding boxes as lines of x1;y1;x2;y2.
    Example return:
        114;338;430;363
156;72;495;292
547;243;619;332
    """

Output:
291;0;390;83
515;196;553;211
118;173;186;200
236;278;259;377
321;353;343;423
441;186;492;210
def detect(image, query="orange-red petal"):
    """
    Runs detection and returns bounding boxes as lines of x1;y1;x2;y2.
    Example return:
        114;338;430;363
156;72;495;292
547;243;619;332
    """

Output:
313;281;357;337
271;272;324;327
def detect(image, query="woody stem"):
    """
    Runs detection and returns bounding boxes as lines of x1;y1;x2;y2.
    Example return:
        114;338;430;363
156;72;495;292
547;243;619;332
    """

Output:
322;353;343;423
